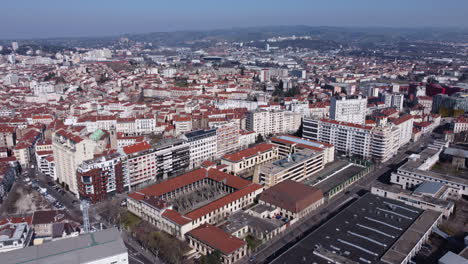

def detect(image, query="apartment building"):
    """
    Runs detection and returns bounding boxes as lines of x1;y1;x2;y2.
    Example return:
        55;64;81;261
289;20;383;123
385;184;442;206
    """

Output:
383;93;404;111
303;118;373;160
256;148;325;187
246;110;301;137
303;118;400;163
330;95;367;124
77;153;128;203
238;131;256;149
0;126;16;148
221;143;279;176
370;125;400;162
391;115;414;147
184;129;217;169
121;139;190;187
52;129;97;195
453;117;468;134
214;122;240;158
173;116;192;135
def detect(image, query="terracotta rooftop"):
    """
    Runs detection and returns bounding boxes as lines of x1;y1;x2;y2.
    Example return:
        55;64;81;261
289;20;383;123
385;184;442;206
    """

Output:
222;143;276;162
185;183;262;220
122;141;152;155
129;168;252;199
187;224;246;255
259;180;323;213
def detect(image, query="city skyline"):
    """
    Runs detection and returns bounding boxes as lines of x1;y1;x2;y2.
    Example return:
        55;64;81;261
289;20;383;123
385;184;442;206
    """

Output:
1;0;468;39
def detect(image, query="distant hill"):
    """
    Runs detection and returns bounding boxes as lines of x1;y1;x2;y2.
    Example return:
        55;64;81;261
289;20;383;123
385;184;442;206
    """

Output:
2;25;468;49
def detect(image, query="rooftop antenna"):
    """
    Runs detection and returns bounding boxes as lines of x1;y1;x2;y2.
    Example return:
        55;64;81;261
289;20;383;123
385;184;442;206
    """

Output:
81;200;90;233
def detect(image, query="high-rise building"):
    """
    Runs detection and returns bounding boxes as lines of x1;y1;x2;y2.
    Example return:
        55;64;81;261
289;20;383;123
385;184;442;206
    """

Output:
383;93;404;111
432;93;468;113
11;42;19;51
303;118;400;163
246;110;301;137
121;139;190;187
77;153;128;203
214;121;239;158
330;95;367;124
52;130;97;196
184;129;217;169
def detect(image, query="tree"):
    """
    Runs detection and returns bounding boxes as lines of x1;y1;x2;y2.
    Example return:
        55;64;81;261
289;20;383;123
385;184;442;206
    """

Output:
256;134;264;143
200;250;222;264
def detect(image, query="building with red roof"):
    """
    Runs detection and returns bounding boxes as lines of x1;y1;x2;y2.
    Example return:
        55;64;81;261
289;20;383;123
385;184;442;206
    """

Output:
221;143;279;176
126;168;263;242
187;224;247;264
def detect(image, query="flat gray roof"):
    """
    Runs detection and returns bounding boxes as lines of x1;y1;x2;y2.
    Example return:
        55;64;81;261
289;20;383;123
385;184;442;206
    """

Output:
271;193;436;264
276;135;325;149
414;181;445;195
1;228;127;264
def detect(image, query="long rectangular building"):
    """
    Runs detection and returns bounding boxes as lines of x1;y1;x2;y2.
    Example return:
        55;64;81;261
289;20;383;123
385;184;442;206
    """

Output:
256;148;325;187
271;193;443;264
303;118;400;162
126;168;263;240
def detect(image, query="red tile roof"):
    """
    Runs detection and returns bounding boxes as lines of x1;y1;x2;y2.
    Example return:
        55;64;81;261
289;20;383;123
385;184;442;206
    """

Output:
130;168;251;199
122;141;152;155
188;224;246;255
392;114;413;125
259;180;323;213
222;143;276;162
162;209;192;225
185;183;262;220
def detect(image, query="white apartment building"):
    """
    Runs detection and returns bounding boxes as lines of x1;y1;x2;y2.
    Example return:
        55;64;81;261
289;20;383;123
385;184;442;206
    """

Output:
303;118;399;162
238;131;256;149
173;116;192;135
246;110;301;137
383;93;405;111
330;95;367;124
30;81;55;95
392;115;414;147
135;116;157;134
184;129;217;169
213;121;240;158
52;130;97;196
454;117;468;134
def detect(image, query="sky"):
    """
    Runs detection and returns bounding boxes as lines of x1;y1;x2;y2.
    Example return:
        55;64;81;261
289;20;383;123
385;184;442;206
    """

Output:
1;0;468;39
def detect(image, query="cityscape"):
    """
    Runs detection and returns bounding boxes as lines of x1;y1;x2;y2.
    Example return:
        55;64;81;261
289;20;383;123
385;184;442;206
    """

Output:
0;1;468;264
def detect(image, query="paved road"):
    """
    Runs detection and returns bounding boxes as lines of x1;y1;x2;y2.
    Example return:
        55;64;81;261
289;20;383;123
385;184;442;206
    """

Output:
26;167;164;263
246;135;433;264
122;231;163;264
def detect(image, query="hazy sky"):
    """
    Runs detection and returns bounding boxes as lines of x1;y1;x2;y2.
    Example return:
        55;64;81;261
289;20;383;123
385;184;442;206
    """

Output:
1;0;467;39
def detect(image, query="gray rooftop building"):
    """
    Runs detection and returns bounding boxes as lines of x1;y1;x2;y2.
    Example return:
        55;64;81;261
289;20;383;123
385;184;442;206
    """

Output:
271;193;443;264
0;228;128;264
